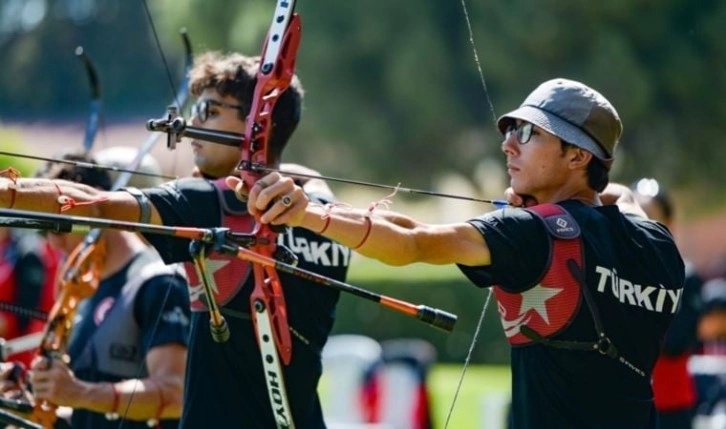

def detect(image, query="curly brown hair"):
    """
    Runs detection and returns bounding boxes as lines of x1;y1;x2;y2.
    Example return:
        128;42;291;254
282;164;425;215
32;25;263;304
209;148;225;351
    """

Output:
188;52;304;162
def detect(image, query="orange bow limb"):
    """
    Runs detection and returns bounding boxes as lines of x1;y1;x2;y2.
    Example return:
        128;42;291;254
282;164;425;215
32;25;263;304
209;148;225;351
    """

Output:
30;237;106;427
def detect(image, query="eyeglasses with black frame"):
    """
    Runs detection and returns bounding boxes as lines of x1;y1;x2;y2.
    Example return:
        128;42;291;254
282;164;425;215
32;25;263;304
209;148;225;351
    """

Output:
505;122;534;145
191;99;245;123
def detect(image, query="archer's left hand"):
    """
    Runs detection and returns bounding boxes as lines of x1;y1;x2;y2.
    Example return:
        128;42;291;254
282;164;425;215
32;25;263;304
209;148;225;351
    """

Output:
226;173;309;226
29;356;85;408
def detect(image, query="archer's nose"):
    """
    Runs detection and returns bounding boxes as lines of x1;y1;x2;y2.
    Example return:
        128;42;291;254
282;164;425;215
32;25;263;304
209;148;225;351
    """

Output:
501;132;519;157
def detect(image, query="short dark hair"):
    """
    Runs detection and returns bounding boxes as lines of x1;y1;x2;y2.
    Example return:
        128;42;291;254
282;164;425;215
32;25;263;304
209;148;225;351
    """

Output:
188;52;304;162
560;141;609;192
35;148;112;190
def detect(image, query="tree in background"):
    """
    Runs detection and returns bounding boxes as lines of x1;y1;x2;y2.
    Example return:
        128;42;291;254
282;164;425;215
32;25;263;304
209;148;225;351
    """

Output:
1;0;724;210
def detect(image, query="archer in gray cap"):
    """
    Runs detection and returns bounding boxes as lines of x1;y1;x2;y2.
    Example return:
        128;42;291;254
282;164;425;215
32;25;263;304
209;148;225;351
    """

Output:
247;77;686;428
498;78;622;166
495;78;625;207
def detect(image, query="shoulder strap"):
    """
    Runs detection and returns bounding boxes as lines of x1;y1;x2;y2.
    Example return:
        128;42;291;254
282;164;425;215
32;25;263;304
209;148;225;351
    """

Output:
525;203;581;239
522;204;646;377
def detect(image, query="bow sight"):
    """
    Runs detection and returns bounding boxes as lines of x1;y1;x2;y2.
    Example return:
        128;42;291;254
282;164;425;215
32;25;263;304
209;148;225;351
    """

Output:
147;110;245;150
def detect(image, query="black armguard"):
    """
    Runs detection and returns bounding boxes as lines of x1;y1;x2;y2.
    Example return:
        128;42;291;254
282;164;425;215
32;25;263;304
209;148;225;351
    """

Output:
123;187;151;224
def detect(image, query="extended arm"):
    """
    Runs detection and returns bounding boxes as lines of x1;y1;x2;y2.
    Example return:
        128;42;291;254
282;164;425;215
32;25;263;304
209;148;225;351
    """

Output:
229;174;492;267
0;178;163;225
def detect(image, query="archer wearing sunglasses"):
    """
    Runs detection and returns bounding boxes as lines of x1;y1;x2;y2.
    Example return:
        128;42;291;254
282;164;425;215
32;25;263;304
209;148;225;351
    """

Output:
0;51;349;429
247;78;685;429
190;98;245;124
187;96;248;179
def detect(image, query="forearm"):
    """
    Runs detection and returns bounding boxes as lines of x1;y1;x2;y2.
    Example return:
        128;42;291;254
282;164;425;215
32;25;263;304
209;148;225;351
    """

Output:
301;204;422;266
246;172;489;266
2;178;100;215
1;178;141;222
73;376;183;420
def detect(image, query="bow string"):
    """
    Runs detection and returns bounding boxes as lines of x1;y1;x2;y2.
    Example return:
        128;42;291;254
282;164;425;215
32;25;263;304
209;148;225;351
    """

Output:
441;1;500;427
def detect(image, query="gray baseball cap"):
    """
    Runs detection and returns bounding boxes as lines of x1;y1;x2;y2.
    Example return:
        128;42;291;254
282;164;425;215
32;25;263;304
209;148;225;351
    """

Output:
497;78;622;168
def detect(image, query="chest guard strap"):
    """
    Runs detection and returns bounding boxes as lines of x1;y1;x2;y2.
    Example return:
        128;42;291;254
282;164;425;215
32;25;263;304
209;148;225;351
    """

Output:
515;204;645;377
494;204;583;345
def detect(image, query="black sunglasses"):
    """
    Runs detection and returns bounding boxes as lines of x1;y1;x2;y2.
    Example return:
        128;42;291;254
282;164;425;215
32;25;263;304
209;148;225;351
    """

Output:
505;122;534;145
191;99;245;123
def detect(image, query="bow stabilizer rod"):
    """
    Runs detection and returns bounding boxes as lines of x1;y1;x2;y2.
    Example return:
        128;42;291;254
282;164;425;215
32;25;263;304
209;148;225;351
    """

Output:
229;244;457;332
0;209;457;332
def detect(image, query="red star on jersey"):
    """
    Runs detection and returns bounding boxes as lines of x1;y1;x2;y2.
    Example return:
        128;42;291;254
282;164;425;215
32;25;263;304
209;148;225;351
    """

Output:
496;281;581;345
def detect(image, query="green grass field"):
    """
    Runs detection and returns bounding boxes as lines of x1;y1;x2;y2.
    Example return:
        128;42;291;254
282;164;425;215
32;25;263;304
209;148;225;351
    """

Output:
429;364;511;429
334;254;512;428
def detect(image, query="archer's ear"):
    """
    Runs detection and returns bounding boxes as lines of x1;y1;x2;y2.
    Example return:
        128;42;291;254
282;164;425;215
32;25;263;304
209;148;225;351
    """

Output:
568;147;593;169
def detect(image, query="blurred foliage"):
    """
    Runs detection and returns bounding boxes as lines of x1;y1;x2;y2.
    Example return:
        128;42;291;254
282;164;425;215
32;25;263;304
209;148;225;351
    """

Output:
0;0;724;208
0;126;38;176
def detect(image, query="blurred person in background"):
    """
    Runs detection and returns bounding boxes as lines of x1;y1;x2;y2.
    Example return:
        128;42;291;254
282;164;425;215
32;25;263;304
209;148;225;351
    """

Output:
0;162;61;368
0;225;60;367
94;146;167;188
632;178;704;429
698;277;726;355
691;277;726;429
0;150;190;429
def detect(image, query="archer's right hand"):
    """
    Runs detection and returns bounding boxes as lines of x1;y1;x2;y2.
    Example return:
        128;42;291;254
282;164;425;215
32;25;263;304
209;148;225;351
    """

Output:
504;187;539;207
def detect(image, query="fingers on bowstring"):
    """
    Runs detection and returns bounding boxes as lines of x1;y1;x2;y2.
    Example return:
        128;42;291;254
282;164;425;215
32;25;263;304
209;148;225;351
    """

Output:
503;188;538;208
504;187;524;207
